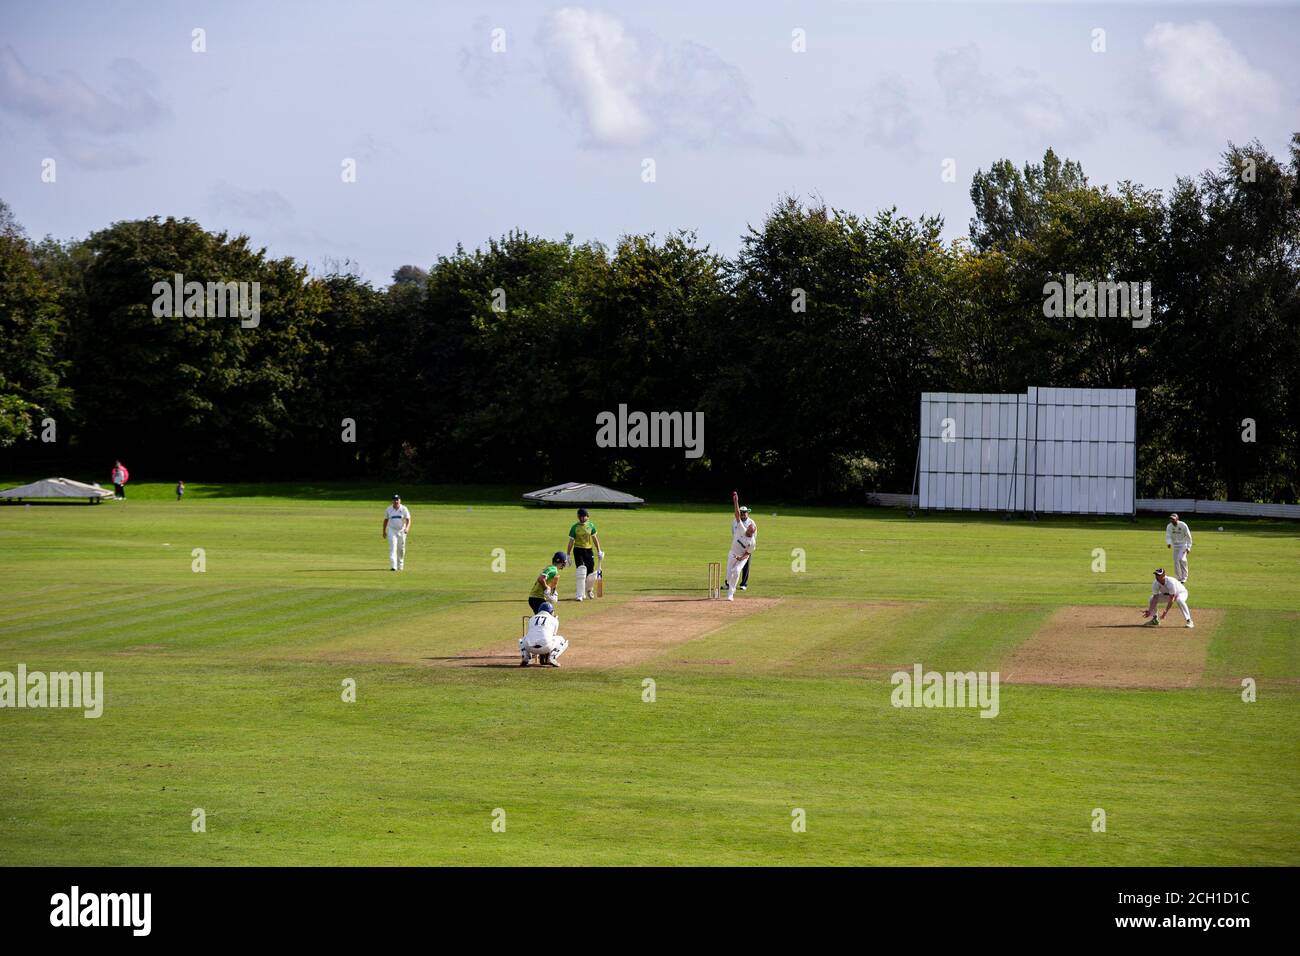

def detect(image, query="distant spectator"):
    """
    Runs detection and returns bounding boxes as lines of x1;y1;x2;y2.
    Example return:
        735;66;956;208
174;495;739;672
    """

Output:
176;480;185;502
111;461;129;500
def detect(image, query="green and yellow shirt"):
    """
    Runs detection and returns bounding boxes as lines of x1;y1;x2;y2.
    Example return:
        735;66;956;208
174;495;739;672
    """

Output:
568;521;597;549
529;565;560;599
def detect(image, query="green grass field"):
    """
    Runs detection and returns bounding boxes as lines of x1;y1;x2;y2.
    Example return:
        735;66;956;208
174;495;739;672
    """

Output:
1;483;1297;865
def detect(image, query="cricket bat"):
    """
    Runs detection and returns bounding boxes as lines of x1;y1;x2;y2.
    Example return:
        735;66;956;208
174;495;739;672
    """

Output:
595;560;604;598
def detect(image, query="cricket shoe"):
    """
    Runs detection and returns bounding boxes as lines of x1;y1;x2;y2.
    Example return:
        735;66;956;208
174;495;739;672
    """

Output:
739;585;747;591
1143;616;1159;626
1185;621;1195;629
519;652;531;667
544;656;561;668
726;594;734;602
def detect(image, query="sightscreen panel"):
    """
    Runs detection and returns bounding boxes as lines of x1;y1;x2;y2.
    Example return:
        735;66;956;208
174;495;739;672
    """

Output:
919;388;1135;514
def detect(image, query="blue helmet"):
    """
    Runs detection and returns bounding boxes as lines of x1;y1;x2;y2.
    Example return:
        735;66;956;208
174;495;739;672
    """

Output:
538;601;555;615
552;551;568;566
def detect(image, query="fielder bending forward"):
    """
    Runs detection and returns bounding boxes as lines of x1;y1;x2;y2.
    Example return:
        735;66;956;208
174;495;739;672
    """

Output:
1144;567;1194;628
519;601;568;668
724;490;757;602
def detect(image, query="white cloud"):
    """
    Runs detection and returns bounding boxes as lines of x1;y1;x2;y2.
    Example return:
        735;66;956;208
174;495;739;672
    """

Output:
539;7;796;152
48;131;146;170
459;16;510;98
210;182;295;222
934;44;1101;144
1142;20;1283;140
0;45;166;169
843;76;923;155
0;46;165;135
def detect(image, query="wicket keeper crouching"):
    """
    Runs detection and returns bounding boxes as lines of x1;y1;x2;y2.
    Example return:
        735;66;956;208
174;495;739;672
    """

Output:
520;602;568;668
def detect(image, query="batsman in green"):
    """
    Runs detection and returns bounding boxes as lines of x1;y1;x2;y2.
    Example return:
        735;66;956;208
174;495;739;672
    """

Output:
566;507;605;601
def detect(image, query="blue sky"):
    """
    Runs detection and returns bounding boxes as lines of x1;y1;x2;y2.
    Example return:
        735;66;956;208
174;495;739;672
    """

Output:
1;1;1296;283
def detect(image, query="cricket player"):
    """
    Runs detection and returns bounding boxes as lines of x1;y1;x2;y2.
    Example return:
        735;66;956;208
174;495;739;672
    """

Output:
110;461;129;499
566;507;605;601
519;601;568;667
381;494;411;571
724;490;757;602
1143;567;1194;628
528;552;568;613
1165;513;1193;583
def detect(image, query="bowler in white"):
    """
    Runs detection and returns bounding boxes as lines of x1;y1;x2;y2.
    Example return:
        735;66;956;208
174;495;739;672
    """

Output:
725;490;757;602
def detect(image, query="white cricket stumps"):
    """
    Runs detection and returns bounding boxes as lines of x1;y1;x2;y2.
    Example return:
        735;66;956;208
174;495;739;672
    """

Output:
707;561;722;599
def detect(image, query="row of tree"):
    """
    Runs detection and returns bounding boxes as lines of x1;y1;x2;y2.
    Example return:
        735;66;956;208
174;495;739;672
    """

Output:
2;138;1297;502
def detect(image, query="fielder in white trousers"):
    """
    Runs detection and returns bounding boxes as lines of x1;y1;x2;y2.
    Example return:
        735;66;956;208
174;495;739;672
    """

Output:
1165;514;1193;583
382;496;411;571
388;528;407;571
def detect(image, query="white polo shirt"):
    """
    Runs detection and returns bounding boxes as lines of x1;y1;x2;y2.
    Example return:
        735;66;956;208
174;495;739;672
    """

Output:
1165;521;1193;548
385;504;410;533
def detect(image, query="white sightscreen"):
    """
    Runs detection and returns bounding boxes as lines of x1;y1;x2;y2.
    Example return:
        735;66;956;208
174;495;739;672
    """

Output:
919;387;1135;515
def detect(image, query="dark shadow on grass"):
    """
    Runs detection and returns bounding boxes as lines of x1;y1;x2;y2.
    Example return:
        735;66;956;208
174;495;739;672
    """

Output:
198;482;528;504
460;599;543;605
291;568;392;573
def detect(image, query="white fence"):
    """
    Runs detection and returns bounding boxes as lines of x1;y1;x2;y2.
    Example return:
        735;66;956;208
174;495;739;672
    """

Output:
865;493;1298;520
918;388;1136;515
1138;499;1300;520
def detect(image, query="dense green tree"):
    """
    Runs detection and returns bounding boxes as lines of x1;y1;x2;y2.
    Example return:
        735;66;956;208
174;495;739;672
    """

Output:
1152;140;1300;499
1;135;1295;502
968;148;1088;253
727;198;947;498
65;217;324;475
0;201;71;446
